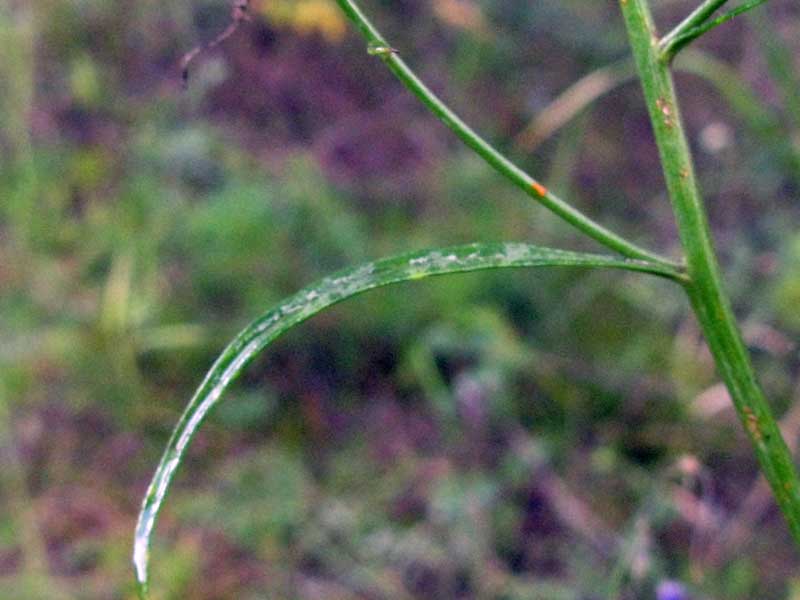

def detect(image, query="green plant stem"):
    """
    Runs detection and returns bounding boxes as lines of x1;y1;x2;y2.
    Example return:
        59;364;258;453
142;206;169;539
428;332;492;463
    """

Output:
660;0;730;58
334;0;678;270
620;0;800;546
661;0;770;62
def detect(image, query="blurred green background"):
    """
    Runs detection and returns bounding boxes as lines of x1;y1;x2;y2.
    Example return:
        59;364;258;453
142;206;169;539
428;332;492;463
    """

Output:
2;0;800;598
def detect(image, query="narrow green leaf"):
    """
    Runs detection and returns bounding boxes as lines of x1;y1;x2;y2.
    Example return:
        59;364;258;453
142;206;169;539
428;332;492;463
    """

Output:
660;0;731;60
133;242;683;597
662;0;770;62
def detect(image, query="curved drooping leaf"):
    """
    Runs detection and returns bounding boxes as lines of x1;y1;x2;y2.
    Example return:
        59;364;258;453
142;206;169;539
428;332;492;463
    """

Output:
133;242;683;596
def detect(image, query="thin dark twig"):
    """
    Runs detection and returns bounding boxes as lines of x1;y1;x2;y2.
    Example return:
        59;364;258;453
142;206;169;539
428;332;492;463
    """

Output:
180;0;251;87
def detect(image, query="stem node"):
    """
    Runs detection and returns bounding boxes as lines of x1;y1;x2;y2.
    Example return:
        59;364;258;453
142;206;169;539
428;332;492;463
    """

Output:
367;42;397;57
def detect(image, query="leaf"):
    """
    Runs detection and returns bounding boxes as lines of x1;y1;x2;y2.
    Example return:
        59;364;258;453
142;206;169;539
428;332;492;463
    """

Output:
133;242;682;597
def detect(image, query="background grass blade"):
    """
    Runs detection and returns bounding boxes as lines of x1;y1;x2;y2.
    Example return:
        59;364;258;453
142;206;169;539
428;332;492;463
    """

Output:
515;59;637;152
133;242;683;597
514;51;782;156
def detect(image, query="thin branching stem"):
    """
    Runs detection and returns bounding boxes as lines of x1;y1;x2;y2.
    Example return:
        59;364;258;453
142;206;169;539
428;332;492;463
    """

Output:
334;0;679;270
661;0;770;62
660;0;730;58
621;0;800;547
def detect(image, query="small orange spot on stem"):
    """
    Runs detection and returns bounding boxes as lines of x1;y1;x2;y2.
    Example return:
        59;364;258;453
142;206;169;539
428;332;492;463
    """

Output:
656;97;674;129
744;407;763;442
531;181;548;197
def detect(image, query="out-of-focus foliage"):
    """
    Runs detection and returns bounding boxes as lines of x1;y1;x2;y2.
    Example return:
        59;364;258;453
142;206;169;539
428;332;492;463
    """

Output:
259;0;348;42
1;0;800;598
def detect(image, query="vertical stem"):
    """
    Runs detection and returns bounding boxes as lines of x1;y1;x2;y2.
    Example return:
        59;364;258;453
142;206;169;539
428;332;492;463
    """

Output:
620;0;800;545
